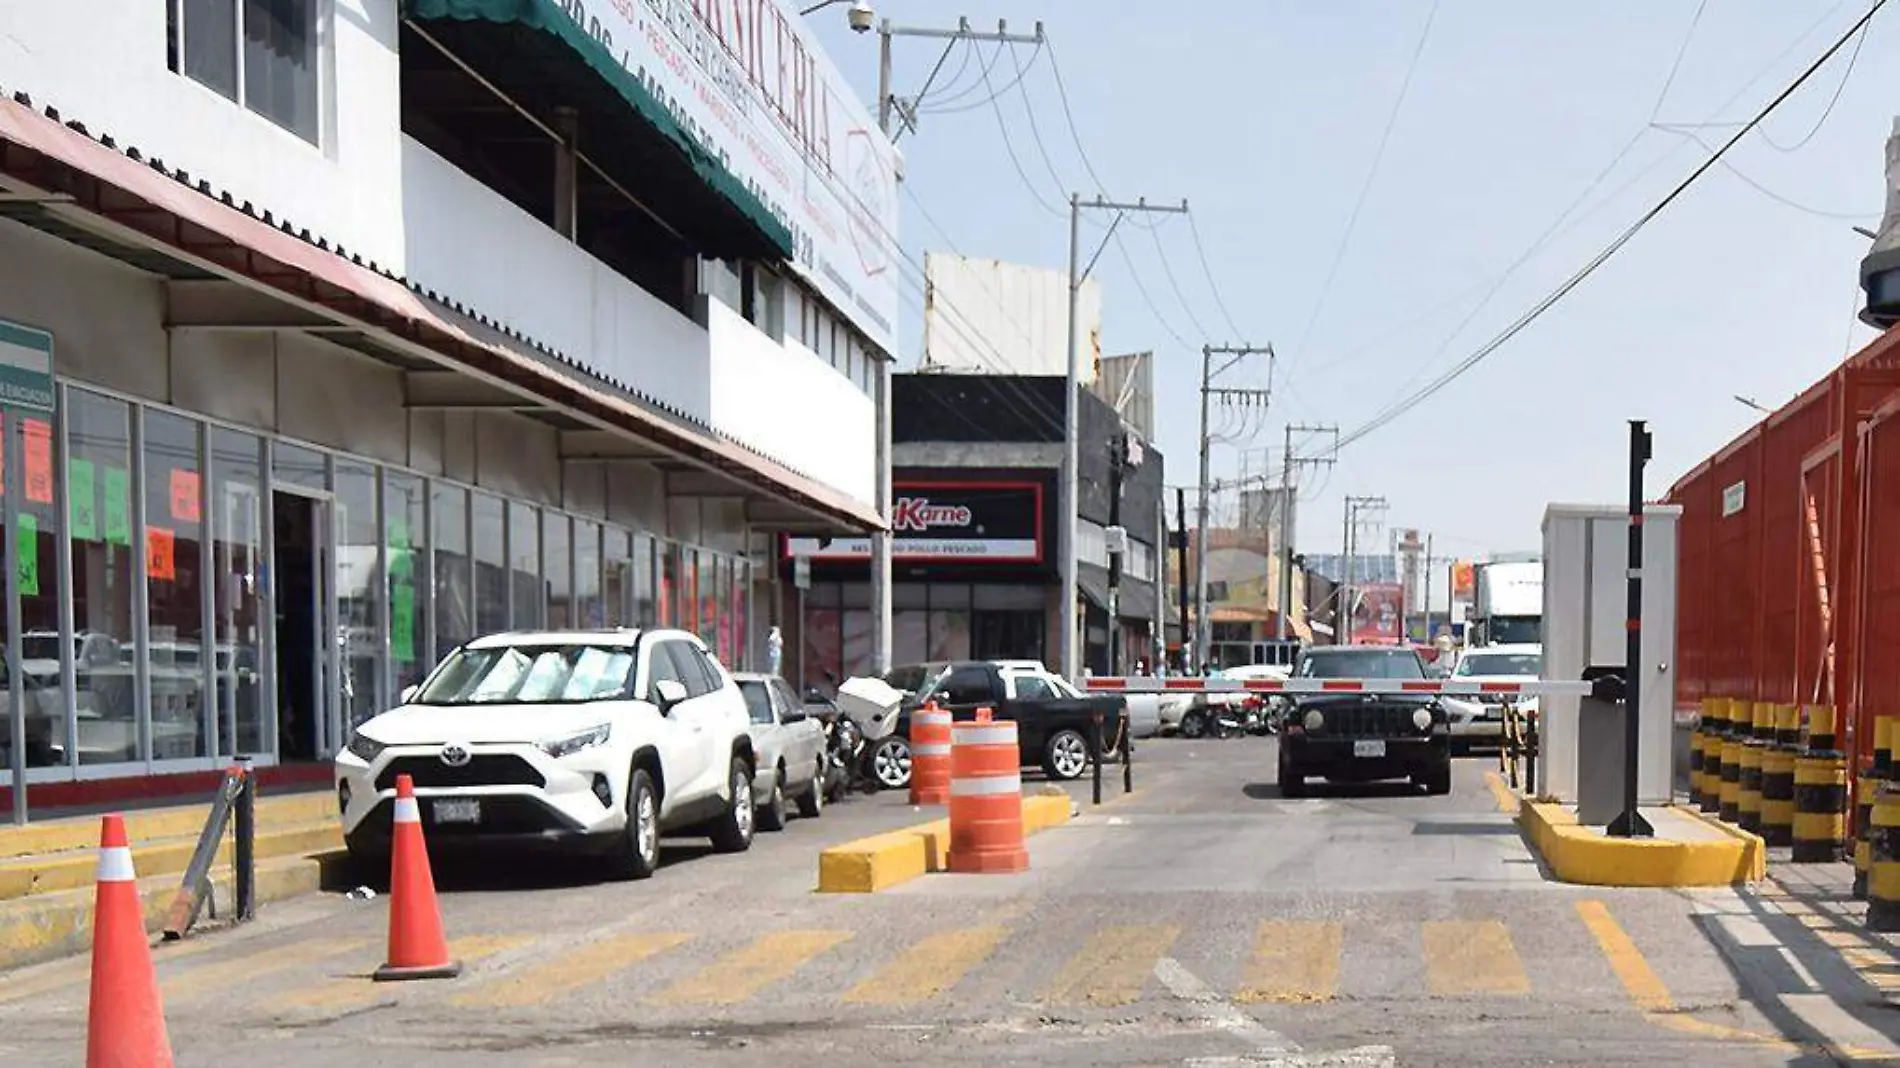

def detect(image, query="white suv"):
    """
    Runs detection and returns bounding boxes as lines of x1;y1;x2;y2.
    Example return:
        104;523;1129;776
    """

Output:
334;628;756;880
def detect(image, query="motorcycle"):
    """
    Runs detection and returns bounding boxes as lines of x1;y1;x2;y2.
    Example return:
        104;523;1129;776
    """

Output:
806;687;870;799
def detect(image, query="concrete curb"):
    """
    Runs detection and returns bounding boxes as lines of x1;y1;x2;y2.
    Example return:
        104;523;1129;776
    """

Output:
1517;800;1764;887
816;793;1074;893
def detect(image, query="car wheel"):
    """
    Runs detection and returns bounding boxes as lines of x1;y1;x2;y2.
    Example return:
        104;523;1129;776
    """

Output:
1419;759;1453;796
871;736;912;790
608;769;660;881
797;759;825;819
1043;728;1091;781
1278;748;1306;798
708;757;755;853
1180;710;1207;739
757;765;789;832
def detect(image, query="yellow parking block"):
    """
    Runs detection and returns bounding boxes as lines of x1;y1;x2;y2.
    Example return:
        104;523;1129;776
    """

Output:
1236;920;1342;1004
1420;920;1529;996
651;930;851;1006
1040;924;1181;1006
453;931;693;1008
842;925;1009;1005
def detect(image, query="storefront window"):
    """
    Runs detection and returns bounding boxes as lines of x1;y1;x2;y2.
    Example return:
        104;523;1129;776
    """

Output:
681;547;699;635
144;410;205;761
432;482;472;659
508;501;541;629
633;532;657;627
272;440;327;492
472;492;506;636
334;461;381;729
10;411;64;770
659;540;677;628
730;559;749;670
701;553;721;652
543;510;570;629
65;390;138;766
386;472;426;696
209;428;264;758
602;526;631;627
574;520;602;628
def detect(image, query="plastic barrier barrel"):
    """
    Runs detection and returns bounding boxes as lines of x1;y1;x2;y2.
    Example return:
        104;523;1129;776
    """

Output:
948;709;1029;874
1775;702;1801;750
1688;697;1711;809
909;703;953;806
1761;742;1797;848
1719;732;1743;824
1869;783;1900;932
1698;698;1729;814
1806;704;1837;754
1737;701;1767;833
1792;750;1847;863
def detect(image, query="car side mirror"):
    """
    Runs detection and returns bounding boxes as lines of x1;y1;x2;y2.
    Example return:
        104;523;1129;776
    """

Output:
803;687;826;703
781;709;807;724
400;684;419;704
653;679;689;710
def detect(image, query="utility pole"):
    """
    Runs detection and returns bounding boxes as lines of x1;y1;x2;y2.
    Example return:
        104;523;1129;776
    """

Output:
1193;343;1273;671
1174;487;1190;672
1422;533;1435;644
1105;432;1143;676
1062;195;1189;680
856;13;1044;676
1340;495;1389;644
1276;423;1337;643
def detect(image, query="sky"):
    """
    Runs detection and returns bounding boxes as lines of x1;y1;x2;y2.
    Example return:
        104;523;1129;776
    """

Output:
810;1;1894;587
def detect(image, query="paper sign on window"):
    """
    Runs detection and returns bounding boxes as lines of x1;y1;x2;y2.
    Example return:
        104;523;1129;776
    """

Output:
169;470;201;523
22;419;51;505
16;513;38;596
147;526;176;581
392;585;416;663
102;466;131;546
68;458;96;541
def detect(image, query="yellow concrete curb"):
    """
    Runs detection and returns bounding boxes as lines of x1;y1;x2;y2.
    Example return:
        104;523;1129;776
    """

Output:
817;793;1074;894
0;822;342;902
1517;801;1764;887
0;790;336;860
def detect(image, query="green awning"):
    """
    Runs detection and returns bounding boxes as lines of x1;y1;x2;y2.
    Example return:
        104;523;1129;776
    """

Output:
404;0;795;260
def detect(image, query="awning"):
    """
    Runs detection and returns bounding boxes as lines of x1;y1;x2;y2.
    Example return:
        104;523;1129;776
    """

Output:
1079;564;1157;620
404;0;794;261
0;94;877;530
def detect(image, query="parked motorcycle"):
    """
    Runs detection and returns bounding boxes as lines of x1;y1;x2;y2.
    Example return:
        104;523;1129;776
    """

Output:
805;688;869;800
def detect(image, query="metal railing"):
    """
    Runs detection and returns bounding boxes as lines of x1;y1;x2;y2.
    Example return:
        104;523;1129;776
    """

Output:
161;758;257;941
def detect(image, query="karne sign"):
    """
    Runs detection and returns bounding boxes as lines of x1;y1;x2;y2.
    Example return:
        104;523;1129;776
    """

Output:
786;481;1043;562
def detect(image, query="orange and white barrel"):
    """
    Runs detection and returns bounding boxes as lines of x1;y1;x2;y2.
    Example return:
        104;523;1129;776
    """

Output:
948;708;1028;874
910;702;953;806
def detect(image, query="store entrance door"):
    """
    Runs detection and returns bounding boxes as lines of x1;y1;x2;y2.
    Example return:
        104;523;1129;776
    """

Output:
272;489;336;762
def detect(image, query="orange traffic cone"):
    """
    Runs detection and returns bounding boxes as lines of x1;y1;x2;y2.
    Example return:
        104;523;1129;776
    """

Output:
374;774;462;981
86;814;173;1068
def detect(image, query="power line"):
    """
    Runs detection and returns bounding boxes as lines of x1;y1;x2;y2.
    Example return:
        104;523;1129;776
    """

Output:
1648;0;1711;122
1186;211;1247;341
977;42;1066;217
1148;220;1212;339
1760;14;1869;151
1332;0;1889;454
1671;128;1878;219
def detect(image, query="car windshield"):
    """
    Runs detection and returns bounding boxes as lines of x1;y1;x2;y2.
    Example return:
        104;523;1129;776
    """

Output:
413;644;635;705
885;663;938;693
737;680;776;725
1296;650;1425;680
1456;653;1541;677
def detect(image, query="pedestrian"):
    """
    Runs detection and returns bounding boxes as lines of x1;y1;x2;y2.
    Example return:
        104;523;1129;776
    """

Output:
766;625;783;677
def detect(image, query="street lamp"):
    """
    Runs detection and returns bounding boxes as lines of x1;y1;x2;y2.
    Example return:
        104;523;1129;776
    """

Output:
800;0;875;29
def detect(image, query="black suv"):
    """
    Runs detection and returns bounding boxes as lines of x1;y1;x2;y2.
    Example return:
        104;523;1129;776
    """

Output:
1279;646;1452;797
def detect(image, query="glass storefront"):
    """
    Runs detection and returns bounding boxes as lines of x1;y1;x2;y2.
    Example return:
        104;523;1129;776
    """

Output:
7;382;759;781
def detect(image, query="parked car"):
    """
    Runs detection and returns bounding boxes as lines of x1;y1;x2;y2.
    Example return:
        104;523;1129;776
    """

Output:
732;672;827;828
1278;645;1451;796
334;628;758;880
1441;644;1542;752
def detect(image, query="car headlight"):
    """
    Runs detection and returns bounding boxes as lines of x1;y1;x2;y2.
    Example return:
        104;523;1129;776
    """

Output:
1303;709;1325;731
345;732;386;764
1413;707;1434;731
542;723;612;759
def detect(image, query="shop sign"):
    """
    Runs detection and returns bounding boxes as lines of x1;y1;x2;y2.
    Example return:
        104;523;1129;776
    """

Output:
786;481;1044;562
1721;480;1746;517
0;319;54;413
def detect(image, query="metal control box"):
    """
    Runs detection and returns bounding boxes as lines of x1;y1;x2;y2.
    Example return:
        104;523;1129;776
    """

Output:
1539;503;1680;806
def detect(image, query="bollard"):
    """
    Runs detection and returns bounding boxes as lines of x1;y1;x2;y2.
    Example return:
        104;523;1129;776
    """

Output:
1737;702;1767;834
1719;731;1743;825
233;758;256;922
1806;703;1837;754
948;708;1028;874
908;702;953;806
1792;748;1848;862
1761;722;1797;849
1698;698;1728;814
1775;702;1801;750
1857;717;1892;899
1869;783;1900;932
1689;698;1711;809
1091;710;1104;807
1120;717;1133;794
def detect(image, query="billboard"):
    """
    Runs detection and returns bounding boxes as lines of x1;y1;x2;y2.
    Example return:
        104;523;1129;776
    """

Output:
1350;582;1404;645
1452;559;1476;599
786;481;1044;562
921;255;1102;379
556;0;901;353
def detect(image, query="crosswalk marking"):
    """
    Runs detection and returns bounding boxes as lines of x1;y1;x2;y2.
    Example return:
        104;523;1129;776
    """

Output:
164;938;373;1003
842;925;1007;1005
1236;920;1342;1004
1574;900;1671;1012
1041;924;1181;1006
453;931;693;1009
651;930;851;1007
279;935;530;1013
1420;920;1528;996
0;936;229;1007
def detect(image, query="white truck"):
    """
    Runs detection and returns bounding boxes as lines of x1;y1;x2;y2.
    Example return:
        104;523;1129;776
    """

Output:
1468;559;1543;650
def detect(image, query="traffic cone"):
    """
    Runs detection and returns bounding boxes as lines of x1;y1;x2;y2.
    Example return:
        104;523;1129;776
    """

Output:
86;814;174;1068
373;774;462;981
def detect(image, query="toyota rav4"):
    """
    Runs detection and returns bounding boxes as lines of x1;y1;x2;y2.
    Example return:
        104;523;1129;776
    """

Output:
334;628;756;880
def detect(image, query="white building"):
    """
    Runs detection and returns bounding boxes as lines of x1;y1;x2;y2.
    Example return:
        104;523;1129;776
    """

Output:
0;0;895;815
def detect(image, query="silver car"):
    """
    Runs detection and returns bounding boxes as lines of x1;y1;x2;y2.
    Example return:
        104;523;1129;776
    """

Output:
734;673;828;830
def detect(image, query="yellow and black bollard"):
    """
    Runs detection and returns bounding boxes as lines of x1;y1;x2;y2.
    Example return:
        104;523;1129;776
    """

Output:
1793;748;1847;862
1761;703;1799;848
1855;717;1894;898
1699;698;1728;814
1868;783;1900;932
1737;702;1768;833
1807;703;1837;753
1719;703;1744;824
1688;697;1710;808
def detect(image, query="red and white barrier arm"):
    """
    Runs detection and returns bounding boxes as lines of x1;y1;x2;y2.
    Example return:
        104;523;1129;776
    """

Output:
1082;677;1595;697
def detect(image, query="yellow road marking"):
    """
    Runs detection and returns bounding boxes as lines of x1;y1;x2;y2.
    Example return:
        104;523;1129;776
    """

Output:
164;938;373;1002
1041;924;1181;1006
280;935;530;1013
0;936;229;1007
842;925;1008;1005
1236;920;1342;1004
452;931;692;1008
1574;900;1671;1011
651;930;851;1006
1483;771;1520;814
1420;920;1529;996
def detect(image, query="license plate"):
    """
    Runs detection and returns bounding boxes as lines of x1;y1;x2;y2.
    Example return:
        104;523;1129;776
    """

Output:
433;798;481;824
1353;740;1387;758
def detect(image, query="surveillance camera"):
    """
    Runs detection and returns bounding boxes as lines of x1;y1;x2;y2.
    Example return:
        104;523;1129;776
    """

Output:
847;1;875;32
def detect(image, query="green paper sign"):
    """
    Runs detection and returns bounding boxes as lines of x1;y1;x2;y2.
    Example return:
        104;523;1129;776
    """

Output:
391;585;416;663
16;513;38;596
68;458;96;541
102;466;130;546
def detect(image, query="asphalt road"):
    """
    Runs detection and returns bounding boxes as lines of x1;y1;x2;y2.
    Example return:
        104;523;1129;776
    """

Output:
0;738;1887;1066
